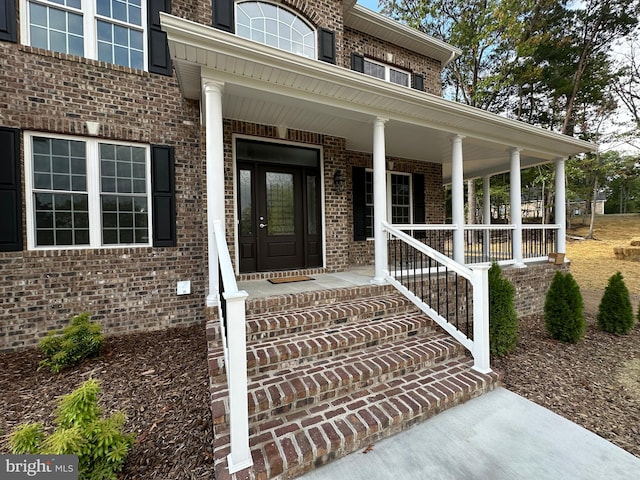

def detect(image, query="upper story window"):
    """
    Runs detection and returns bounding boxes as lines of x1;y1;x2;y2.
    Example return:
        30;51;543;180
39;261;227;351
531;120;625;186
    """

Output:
364;58;410;87
21;0;146;70
236;1;316;59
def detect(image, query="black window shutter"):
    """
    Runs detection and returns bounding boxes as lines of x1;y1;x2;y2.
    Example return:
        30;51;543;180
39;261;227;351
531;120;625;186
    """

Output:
351;53;364;73
213;0;235;33
412;73;424;91
318;28;336;64
0;127;22;251
413;173;426;239
352;166;366;241
148;0;172;75
151;145;176;247
0;0;17;42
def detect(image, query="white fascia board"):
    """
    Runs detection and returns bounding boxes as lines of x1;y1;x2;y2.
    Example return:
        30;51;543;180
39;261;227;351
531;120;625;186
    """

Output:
160;13;595;158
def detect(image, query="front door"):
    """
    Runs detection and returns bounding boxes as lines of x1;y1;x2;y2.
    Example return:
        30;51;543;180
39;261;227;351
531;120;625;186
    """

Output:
237;140;322;273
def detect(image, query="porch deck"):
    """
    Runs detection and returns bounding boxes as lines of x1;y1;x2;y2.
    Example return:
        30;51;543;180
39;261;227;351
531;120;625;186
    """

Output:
237;266;376;299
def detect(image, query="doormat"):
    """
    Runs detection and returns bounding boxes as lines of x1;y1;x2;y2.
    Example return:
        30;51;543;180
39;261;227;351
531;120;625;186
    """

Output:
268;275;315;284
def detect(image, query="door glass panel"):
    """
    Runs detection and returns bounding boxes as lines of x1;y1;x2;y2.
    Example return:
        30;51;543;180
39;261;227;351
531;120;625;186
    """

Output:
266;172;294;235
239;169;253;235
306;175;317;235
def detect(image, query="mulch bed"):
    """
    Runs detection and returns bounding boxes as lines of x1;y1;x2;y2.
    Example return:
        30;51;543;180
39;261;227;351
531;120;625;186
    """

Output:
1;289;639;479
0;324;214;479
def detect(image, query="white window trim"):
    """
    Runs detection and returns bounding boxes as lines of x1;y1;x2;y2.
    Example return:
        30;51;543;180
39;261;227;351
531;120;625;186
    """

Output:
235;0;317;60
365;169;413;240
24;131;153;250
363;57;411;87
19;0;148;70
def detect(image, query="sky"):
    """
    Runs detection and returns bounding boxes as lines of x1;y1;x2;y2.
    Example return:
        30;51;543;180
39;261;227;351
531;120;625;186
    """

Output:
357;0;382;12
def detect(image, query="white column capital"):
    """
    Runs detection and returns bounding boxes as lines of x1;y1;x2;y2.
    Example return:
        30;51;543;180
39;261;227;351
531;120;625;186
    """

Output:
202;79;224;96
373;116;389;126
507;146;522;155
451;134;466;144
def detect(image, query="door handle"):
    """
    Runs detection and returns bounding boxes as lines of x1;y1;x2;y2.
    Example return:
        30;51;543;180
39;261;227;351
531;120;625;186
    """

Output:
259;223;268;229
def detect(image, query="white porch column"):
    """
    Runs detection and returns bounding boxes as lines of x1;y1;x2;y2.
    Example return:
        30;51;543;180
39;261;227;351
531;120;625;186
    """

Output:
509;148;525;267
555;157;567;254
451;135;465;264
372;117;388;284
483;175;491;259
203;81;225;306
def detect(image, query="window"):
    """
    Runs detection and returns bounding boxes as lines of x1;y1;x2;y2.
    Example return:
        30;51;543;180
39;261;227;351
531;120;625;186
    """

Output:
25;133;151;249
363;58;410;87
364;171;412;238
22;0;146;70
236;1;315;59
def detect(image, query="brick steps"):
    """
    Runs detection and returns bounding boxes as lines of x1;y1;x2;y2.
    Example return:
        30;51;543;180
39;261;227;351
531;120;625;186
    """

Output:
207;291;412;345
208;286;501;480
211;330;463;429
213;357;500;480
208;307;437;380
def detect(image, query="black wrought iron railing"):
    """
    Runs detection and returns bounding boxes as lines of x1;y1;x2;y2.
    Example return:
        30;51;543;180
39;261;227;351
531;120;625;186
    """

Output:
522;225;559;259
384;223;490;373
388;235;472;339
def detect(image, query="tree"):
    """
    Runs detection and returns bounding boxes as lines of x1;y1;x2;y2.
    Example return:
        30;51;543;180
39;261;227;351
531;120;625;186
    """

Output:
381;0;526;110
488;263;518;356
544;271;586;343
597;272;635;334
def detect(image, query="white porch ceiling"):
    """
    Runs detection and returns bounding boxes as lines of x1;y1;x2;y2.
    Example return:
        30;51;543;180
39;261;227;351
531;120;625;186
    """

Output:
160;14;596;183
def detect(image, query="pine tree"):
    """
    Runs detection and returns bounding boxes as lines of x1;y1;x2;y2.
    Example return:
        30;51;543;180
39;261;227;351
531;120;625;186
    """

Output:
544;271;585;343
597;272;635;335
488;263;518;356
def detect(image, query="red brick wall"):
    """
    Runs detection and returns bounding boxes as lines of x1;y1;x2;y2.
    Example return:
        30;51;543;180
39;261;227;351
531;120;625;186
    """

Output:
503;262;570;316
0;33;207;351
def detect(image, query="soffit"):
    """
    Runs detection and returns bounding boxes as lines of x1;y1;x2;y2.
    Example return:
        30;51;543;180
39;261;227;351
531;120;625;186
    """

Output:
160;13;595;182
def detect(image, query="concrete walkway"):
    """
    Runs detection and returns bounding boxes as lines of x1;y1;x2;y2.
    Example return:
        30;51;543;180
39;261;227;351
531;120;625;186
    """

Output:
300;388;640;480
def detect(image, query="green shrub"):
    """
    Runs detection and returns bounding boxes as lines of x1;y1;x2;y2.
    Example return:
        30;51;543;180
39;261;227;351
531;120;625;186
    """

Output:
597;272;635;335
9;379;134;480
39;313;104;373
488;263;519;356
544;270;585;343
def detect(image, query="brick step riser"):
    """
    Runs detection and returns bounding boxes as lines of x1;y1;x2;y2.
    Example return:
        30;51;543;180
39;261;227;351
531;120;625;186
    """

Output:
208;313;438;379
206;294;416;345
211;361;502;480
213;340;465;433
245;303;417;342
244;284;397;316
246;320;437;377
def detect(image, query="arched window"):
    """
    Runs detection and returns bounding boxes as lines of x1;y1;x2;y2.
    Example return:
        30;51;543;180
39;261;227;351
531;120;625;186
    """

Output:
236;1;316;59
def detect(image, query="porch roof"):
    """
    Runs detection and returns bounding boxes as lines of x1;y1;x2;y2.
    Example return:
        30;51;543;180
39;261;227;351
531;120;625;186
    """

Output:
160;14;596;182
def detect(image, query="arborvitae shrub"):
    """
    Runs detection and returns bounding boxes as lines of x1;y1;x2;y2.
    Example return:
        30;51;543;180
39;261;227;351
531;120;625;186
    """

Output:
9;379;134;480
488;263;518;356
544;271;585;343
597;272;635;335
39;312;104;373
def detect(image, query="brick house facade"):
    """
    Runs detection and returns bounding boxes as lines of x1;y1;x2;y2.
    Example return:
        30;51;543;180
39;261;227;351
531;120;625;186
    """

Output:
0;0;593;352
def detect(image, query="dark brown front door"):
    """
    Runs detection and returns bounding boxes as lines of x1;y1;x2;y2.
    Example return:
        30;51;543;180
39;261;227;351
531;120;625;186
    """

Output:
237;140;322;273
256;165;304;270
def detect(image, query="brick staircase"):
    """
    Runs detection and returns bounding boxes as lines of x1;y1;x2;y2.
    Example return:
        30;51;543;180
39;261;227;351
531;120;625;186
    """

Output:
206;284;501;480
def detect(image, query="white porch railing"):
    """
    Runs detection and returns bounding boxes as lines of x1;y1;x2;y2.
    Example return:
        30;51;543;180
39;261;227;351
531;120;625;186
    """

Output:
212;220;253;473
384;222;491;373
397;223;561;265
